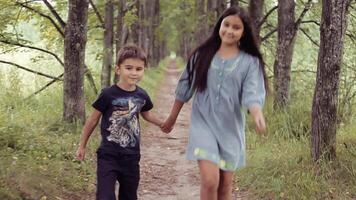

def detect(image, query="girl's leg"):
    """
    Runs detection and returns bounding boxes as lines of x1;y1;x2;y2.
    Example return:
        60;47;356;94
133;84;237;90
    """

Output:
198;160;220;200
217;170;234;200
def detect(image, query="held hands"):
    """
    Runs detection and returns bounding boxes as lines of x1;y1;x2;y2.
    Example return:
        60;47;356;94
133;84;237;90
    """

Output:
160;115;176;133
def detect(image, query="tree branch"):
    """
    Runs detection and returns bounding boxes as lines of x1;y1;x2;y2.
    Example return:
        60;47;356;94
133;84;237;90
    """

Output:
42;0;66;28
261;28;277;42
295;0;313;29
300;28;319;47
301;20;320;26
89;0;105;28
258;5;278;28
15;2;64;37
0;60;62;80
0;39;64;67
25;73;64;99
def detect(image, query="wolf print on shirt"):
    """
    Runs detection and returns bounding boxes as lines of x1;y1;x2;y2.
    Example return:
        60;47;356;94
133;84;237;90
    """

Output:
107;97;145;147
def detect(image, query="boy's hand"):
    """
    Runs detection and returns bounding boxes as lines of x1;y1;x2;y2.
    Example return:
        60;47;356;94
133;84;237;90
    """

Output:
76;147;86;161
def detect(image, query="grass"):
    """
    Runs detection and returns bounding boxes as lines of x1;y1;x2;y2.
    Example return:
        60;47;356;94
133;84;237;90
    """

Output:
0;58;167;199
237;100;356;200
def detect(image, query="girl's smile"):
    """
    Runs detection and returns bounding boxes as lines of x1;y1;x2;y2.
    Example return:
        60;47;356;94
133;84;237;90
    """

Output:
219;15;244;45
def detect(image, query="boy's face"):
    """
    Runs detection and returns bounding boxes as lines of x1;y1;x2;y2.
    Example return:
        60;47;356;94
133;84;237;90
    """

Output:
116;58;145;86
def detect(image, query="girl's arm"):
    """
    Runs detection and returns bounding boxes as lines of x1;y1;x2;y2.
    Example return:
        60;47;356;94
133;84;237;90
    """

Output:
249;105;266;134
76;109;102;161
161;99;185;133
141;111;163;127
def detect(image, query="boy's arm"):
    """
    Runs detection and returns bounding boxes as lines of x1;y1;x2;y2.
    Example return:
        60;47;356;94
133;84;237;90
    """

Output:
76;109;102;161
141;111;163;127
161;99;184;133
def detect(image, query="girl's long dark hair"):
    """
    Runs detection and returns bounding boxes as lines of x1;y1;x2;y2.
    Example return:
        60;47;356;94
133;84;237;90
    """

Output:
188;6;268;93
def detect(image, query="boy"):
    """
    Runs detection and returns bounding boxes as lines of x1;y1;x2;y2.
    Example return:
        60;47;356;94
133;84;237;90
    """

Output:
76;44;163;200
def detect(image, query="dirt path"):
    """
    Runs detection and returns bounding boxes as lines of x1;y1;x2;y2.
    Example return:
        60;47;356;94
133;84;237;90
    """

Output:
138;60;248;200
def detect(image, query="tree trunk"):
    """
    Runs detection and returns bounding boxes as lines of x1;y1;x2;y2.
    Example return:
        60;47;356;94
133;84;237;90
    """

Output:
230;0;239;7
196;0;206;44
115;0;124;56
101;0;114;89
151;0;160;67
217;0;226;17
273;0;296;108
63;0;89;123
311;0;349;162
129;0;140;44
249;0;264;46
207;0;217;33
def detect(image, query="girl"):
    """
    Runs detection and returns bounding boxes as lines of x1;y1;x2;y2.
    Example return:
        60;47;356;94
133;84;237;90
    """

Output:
161;6;268;200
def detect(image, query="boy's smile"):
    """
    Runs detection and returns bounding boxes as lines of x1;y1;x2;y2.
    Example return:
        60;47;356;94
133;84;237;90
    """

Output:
116;58;145;91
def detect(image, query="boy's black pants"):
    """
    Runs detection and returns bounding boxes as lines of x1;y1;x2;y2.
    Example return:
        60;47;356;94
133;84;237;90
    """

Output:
96;150;140;200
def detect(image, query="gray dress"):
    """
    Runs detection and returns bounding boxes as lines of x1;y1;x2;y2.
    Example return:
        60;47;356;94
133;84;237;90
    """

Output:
175;51;266;171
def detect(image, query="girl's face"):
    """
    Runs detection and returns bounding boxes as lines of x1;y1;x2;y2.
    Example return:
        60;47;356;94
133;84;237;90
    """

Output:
219;15;244;46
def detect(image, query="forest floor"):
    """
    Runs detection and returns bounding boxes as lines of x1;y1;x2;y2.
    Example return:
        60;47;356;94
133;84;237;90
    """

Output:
138;60;250;200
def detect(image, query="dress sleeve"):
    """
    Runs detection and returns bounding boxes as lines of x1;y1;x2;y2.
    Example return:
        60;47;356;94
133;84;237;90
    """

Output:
241;57;266;109
175;53;197;102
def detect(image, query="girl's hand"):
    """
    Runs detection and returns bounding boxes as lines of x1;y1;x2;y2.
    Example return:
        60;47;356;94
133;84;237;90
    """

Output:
76;147;86;161
161;116;176;133
253;113;266;134
249;106;266;134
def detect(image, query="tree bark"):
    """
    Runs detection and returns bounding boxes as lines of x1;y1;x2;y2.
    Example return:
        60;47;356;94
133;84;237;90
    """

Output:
101;0;114;89
273;0;296;108
217;0;226;17
249;0;264;46
311;0;349;162
196;0;206;45
63;0;89;123
230;0;239;7
150;0;160;67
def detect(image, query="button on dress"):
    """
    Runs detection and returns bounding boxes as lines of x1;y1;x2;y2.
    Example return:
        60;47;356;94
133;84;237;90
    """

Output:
175;51;266;171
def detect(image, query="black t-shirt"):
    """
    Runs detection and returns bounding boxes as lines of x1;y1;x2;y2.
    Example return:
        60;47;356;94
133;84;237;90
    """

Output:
93;84;153;155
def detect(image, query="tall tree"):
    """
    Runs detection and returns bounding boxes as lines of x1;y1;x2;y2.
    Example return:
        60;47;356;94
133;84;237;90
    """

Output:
101;0;114;89
249;0;264;46
196;0;206;44
150;0;160;66
217;0;226;17
63;0;89;123
273;0;313;108
311;0;350;161
230;0;239;7
273;0;296;108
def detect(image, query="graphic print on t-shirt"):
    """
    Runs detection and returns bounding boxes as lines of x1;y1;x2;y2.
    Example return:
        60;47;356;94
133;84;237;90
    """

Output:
107;97;145;147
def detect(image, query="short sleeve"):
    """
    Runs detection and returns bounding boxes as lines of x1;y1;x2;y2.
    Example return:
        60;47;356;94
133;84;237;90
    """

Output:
92;90;109;113
241;57;266;109
141;93;153;112
175;53;197;102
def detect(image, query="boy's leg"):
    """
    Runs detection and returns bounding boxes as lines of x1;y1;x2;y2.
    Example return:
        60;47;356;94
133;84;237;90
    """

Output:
117;154;140;200
96;152;118;200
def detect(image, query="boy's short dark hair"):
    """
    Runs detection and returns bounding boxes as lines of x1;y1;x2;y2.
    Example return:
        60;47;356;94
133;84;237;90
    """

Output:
116;44;147;67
